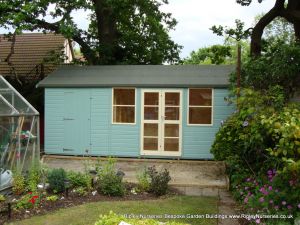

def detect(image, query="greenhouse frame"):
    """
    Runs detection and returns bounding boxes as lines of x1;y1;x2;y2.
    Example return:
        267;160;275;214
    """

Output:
0;75;40;192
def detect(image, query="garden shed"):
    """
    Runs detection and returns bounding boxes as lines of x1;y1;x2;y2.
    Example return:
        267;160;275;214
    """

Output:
37;65;234;159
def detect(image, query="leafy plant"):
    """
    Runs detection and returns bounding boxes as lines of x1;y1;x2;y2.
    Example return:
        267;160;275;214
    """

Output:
67;171;92;190
47;168;67;193
147;166;171;196
46;195;58;202
15;192;42;210
12;172;25;195
27;165;41;192
0;194;5;202
136;168;150;192
74;187;88;196
96;159;125;197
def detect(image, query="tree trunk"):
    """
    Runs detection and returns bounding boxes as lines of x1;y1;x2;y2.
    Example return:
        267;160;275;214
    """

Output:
92;0;118;64
250;0;285;56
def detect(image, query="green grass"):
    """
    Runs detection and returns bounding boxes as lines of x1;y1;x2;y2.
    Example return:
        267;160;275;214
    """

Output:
7;196;218;225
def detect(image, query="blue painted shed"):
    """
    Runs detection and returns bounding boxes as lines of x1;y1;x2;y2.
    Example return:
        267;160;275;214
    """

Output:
37;65;234;159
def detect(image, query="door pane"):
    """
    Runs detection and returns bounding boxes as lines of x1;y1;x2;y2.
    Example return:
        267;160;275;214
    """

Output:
144;93;159;105
165;124;179;137
144;107;158;120
165;107;179;120
144;123;158;136
165;93;180;106
164;138;179;151
144;138;158;150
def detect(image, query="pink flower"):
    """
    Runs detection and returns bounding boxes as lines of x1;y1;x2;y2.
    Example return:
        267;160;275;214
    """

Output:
298;204;300;209
268;186;272;191
287;205;292;210
282;201;286;205
259;197;265;203
274;205;279;210
255;218;260;224
269;200;273;204
244;197;249;203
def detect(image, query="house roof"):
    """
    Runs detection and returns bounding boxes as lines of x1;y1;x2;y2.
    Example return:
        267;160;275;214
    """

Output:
0;33;66;78
37;65;234;88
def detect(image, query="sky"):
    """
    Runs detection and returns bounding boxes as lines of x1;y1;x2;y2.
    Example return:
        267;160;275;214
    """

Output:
0;0;275;59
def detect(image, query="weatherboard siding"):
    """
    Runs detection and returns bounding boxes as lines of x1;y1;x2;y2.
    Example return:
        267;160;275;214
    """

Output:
44;88;233;159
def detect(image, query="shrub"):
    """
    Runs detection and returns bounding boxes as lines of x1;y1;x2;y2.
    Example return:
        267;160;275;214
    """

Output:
136;168;150;192
74;187;88;196
96;159;125;196
67;171;92;190
0;194;5;202
47;168;67;193
147;166;171;196
12;173;26;195
94;211;186;225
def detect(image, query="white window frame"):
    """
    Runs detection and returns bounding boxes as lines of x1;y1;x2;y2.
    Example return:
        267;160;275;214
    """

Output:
112;87;136;125
187;88;214;126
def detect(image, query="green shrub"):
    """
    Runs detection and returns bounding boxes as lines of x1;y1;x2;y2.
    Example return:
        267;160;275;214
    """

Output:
136;168;150;192
147;166;171;196
12;173;26;195
97;159;125;196
74;187;88;196
0;194;5;202
94;211;187;225
47;168;67;193
67;171;92;190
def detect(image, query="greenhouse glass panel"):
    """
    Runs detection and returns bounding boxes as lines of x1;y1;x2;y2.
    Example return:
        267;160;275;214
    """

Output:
0;76;40;193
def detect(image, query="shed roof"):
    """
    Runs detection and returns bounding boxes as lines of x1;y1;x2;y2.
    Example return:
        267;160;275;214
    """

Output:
37;65;234;88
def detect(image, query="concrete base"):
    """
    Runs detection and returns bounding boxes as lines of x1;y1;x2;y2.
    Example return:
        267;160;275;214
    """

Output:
42;155;229;196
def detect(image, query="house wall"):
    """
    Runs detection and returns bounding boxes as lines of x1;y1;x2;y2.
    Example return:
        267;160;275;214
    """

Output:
45;87;234;159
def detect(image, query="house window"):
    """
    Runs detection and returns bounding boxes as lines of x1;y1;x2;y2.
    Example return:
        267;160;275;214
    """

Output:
188;88;213;125
113;88;135;124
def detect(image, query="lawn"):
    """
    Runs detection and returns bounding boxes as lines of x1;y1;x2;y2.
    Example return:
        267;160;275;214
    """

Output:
6;196;218;225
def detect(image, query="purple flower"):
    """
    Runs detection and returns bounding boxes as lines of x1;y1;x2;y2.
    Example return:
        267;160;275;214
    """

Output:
287;205;292;210
246;178;251;182
245;186;249;190
255;218;260;224
275;189;279;193
269;200;273;204
242;121;249;127
244;197;249;203
259;197;265;203
282;201;286;205
274;205;279;210
268;186;272;191
267;170;273;175
297;203;300;209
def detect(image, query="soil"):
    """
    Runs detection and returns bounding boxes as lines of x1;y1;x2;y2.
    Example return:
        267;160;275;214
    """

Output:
0;184;176;225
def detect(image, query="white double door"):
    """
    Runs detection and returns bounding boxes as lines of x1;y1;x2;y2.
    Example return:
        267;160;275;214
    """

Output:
141;89;182;156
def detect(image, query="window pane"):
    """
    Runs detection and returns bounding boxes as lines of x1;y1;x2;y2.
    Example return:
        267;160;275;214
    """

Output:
164;138;179;151
164;124;179;137
165;107;179;120
144;92;159;105
113;89;135;105
144;107;158;120
189;107;212;124
144;123;158;136
144;138;158;150
165;93;180;106
113;106;135;123
189;89;212;106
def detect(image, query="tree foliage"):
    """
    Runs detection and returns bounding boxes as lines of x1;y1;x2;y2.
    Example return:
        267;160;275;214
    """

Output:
0;0;181;65
236;0;300;56
183;45;232;65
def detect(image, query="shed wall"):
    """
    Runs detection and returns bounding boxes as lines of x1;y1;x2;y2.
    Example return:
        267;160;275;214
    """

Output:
45;88;234;159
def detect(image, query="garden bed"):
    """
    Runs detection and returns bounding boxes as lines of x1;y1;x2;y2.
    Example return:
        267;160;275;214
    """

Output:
0;183;176;225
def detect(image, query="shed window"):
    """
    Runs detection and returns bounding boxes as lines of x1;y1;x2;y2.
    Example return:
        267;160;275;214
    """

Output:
113;88;135;124
188;88;213;125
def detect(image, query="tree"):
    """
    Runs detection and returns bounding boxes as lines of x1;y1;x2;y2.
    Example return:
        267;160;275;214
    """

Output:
237;0;300;56
183;45;232;65
0;0;181;65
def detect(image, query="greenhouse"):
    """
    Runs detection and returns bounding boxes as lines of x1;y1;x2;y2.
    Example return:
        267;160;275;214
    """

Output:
0;75;40;193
